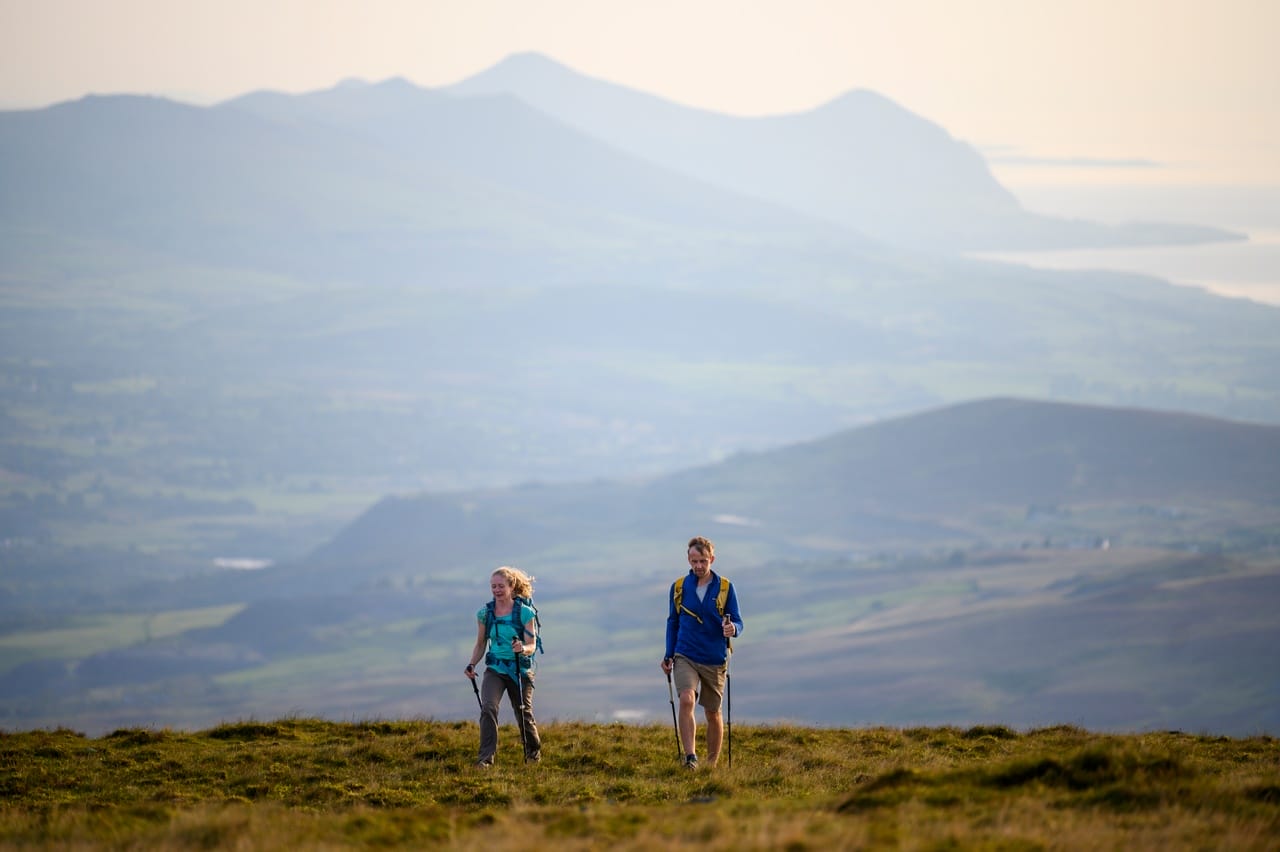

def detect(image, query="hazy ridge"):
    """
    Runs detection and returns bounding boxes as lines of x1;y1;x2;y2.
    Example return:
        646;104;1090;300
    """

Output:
447;53;1241;251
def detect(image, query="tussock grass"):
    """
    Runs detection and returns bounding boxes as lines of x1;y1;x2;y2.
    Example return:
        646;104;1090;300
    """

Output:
1;720;1276;849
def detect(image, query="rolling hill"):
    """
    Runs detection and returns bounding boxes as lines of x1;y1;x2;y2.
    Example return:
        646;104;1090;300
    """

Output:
295;397;1280;583
3;398;1277;737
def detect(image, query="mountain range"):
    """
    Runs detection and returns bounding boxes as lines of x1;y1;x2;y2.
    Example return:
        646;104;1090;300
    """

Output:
2;52;1236;275
1;54;1278;736
2;57;1277;518
447;53;1239;251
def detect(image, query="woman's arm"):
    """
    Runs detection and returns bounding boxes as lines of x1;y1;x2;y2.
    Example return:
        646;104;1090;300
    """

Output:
465;619;487;677
513;607;537;655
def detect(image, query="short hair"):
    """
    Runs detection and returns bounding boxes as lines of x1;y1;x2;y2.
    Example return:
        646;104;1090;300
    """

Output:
687;536;715;557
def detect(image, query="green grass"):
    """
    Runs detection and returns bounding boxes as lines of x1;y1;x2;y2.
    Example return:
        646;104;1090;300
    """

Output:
0;720;1275;849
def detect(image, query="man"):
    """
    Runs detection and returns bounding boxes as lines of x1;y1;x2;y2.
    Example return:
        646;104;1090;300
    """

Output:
661;536;743;769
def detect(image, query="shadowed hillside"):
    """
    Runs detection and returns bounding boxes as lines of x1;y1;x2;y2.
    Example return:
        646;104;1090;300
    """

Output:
305;397;1280;576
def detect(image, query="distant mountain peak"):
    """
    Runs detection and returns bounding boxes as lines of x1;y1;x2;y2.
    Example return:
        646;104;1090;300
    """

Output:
455;51;591;93
498;50;561;65
823;88;902;110
366;76;421;93
805;87;947;133
487;51;572;73
49;92;200;120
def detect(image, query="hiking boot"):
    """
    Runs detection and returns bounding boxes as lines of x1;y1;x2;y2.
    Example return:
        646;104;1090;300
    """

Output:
684;753;699;770
526;752;541;763
474;759;493;769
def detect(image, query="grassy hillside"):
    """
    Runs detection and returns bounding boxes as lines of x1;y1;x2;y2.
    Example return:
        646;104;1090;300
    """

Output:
2;719;1277;849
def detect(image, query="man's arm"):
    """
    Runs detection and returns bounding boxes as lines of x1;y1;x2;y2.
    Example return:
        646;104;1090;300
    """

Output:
724;584;743;638
664;581;680;659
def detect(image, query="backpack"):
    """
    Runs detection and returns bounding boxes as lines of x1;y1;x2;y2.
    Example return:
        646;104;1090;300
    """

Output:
484;596;544;667
673;575;732;649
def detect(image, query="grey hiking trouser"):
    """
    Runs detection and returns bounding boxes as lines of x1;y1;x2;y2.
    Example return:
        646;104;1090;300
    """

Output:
477;667;540;764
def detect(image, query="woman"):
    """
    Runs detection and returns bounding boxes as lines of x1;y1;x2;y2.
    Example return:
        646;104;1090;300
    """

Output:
465;566;542;767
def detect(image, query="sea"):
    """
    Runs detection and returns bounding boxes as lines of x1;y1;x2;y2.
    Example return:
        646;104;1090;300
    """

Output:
971;183;1280;308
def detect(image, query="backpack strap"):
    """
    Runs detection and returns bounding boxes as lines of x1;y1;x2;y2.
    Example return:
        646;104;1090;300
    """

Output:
673;576;702;622
484;599;498;643
484;599;523;641
673;575;734;651
485;598;543;666
512;596;544;655
673;575;731;623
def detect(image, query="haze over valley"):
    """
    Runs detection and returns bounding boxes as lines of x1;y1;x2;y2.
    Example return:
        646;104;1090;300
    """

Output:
1;53;1277;739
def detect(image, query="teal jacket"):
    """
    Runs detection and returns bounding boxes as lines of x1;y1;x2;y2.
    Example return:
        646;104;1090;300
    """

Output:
477;601;537;680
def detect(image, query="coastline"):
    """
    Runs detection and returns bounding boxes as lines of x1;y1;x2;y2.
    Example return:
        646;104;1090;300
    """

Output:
971;228;1280;307
977;181;1280;307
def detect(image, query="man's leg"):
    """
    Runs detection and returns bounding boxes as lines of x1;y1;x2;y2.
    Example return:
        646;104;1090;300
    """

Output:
704;707;723;766
678;688;698;757
699;661;728;767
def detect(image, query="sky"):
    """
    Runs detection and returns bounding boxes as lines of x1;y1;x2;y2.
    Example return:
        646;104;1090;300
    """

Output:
1;0;1277;188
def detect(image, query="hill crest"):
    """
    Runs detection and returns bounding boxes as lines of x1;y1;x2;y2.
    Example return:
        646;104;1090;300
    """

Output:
301;397;1280;580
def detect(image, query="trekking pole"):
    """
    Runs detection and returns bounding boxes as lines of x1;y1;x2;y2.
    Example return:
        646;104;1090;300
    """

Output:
512;639;531;763
665;664;682;762
468;668;482;710
724;616;733;770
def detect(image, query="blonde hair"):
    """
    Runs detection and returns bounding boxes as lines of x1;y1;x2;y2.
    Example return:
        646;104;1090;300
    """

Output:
492;565;535;599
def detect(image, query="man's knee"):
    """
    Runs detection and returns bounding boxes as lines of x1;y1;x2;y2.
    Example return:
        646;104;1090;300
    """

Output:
679;689;697;708
704;708;722;722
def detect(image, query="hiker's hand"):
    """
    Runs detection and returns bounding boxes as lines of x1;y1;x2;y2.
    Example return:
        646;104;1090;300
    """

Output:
465;664;477;680
512;637;526;654
722;617;735;638
661;657;673;674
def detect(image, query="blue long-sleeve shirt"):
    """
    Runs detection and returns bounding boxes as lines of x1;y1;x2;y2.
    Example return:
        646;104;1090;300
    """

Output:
665;570;743;666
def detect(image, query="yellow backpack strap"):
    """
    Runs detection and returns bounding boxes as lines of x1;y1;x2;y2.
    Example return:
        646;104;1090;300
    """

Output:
674;576;703;623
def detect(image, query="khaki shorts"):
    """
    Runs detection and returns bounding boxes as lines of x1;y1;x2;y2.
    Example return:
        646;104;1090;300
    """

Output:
673;655;726;711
